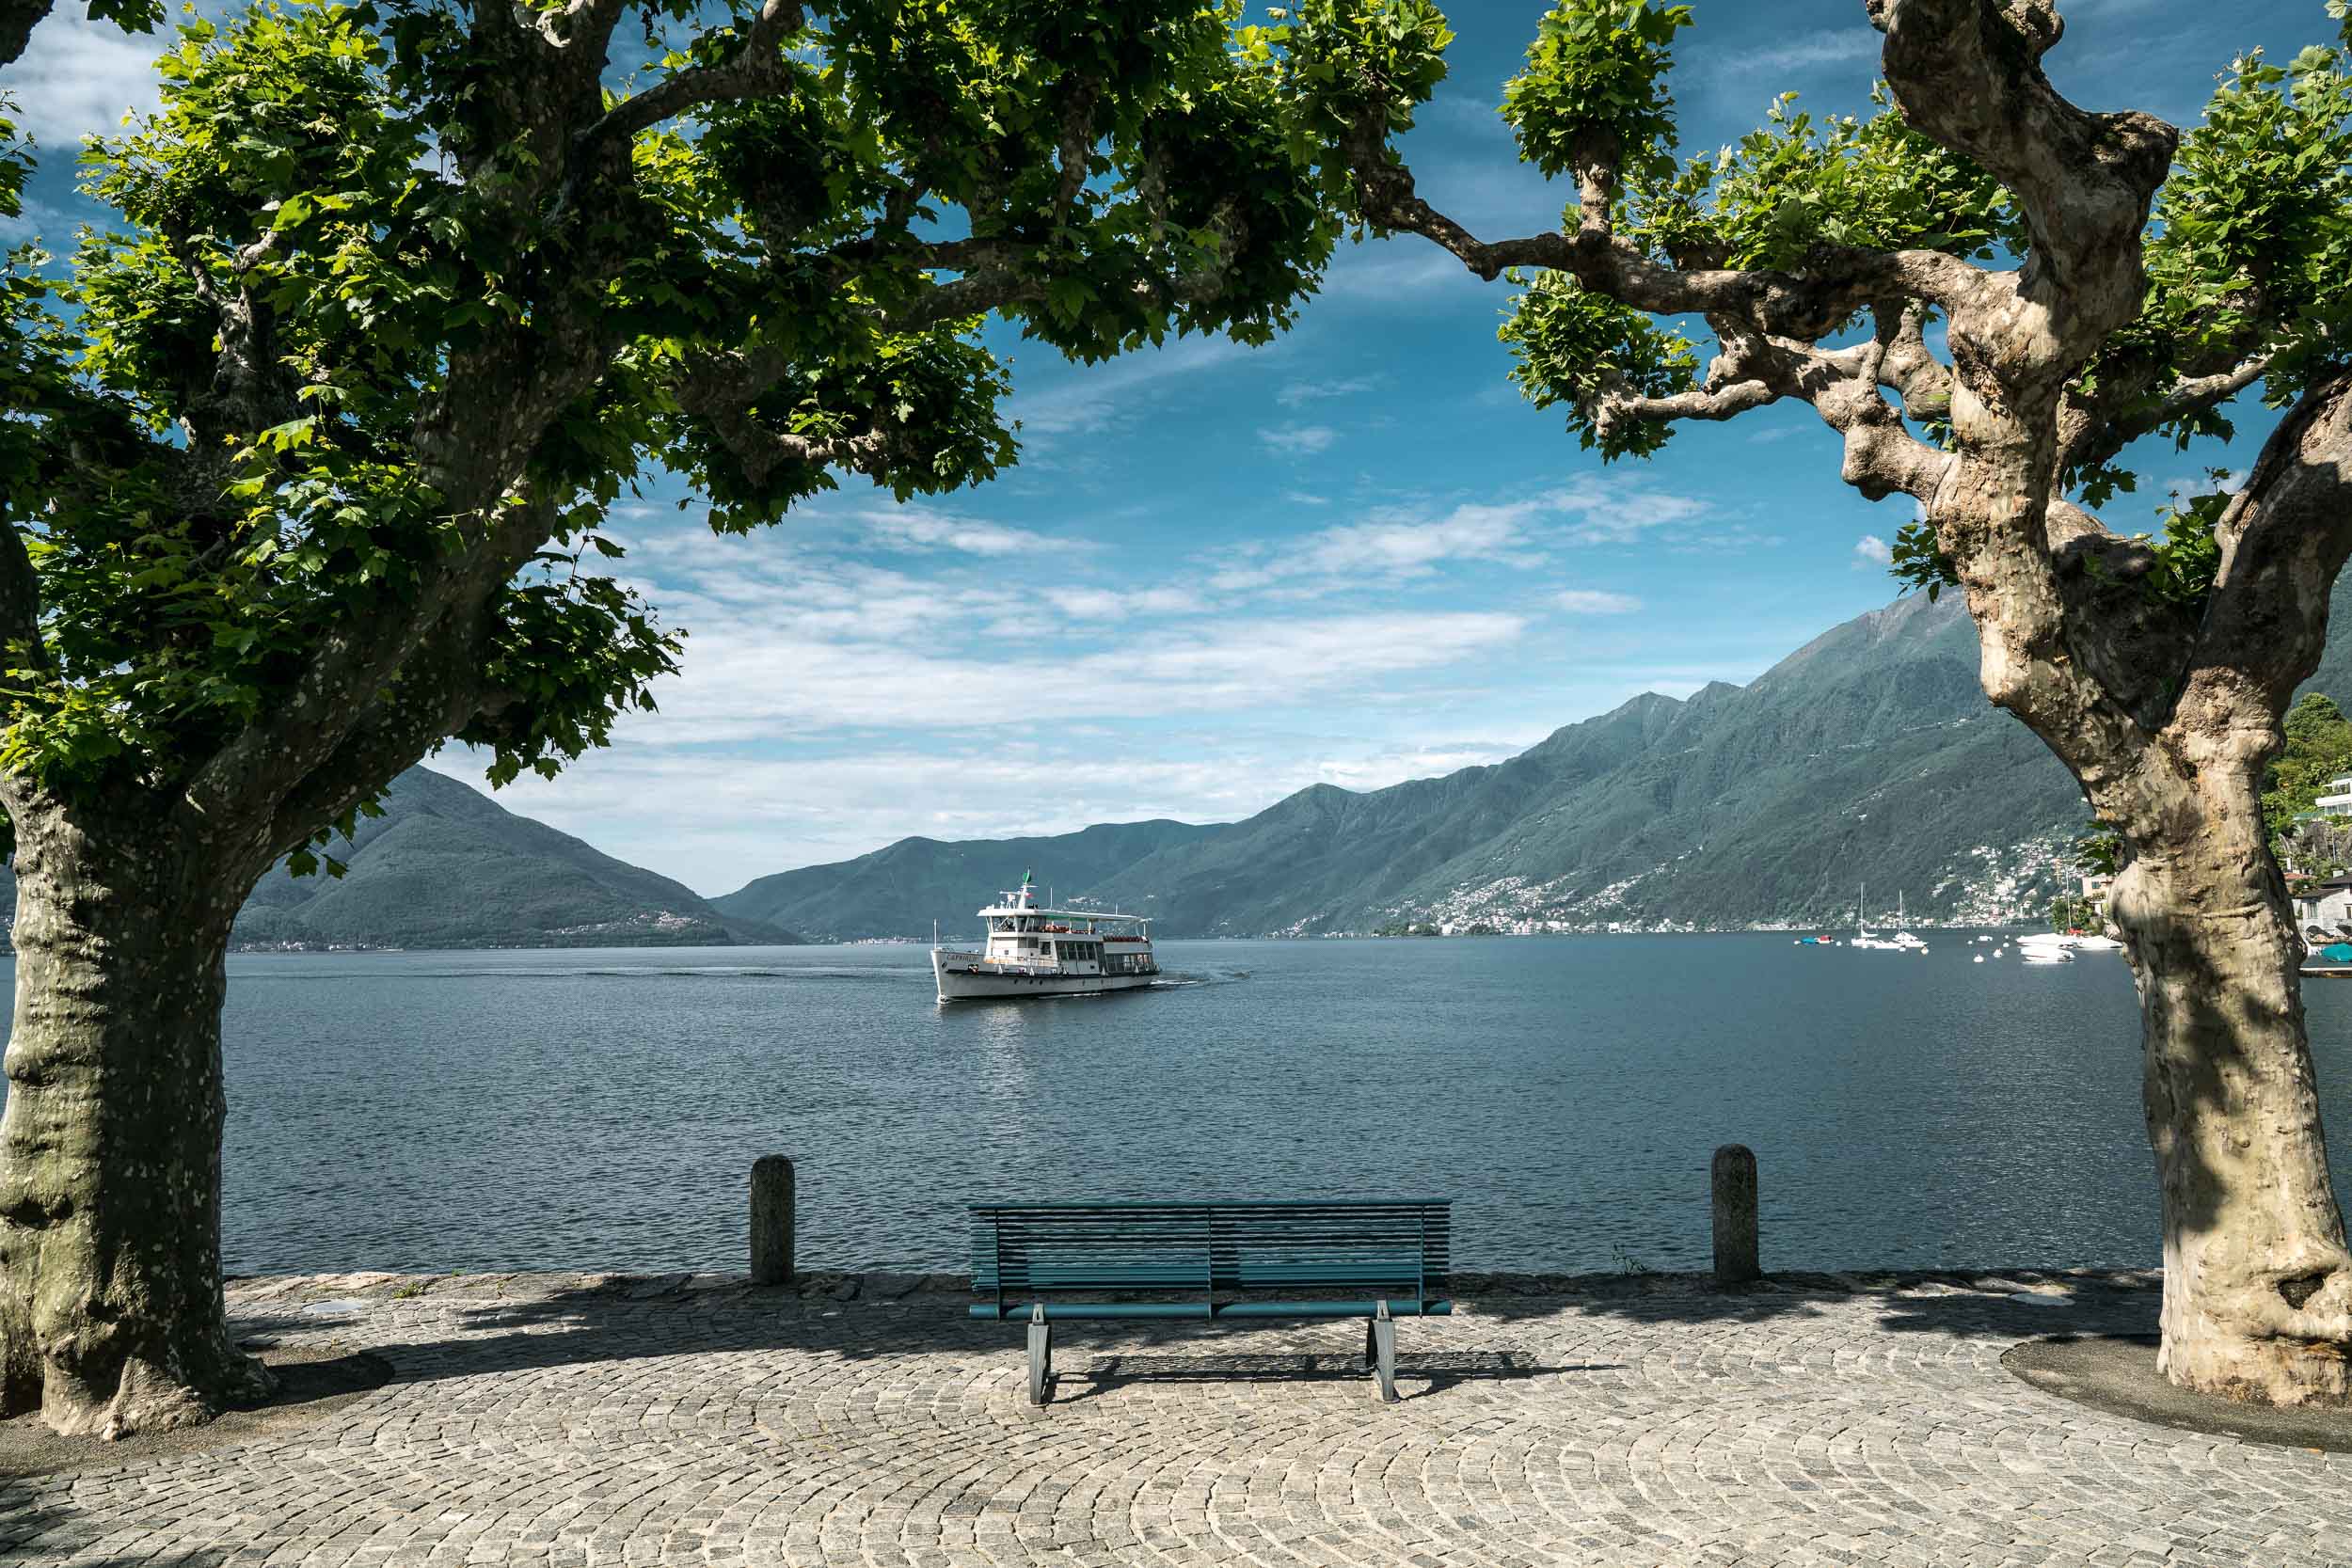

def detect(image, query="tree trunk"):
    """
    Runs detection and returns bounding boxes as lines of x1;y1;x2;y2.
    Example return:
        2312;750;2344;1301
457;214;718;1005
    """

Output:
0;791;272;1437
2109;768;2352;1405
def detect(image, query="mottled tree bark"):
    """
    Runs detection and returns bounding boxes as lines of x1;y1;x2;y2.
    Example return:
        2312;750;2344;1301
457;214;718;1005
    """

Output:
0;792;272;1437
2111;777;2352;1403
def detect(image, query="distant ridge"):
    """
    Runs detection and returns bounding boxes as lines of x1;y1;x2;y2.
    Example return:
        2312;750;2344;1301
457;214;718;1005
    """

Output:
230;767;802;949
0;766;802;951
713;819;1222;941
717;583;2352;939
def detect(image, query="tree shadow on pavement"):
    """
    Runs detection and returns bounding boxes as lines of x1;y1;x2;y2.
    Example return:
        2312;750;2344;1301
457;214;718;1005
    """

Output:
1433;1266;2163;1340
217;1263;2161;1408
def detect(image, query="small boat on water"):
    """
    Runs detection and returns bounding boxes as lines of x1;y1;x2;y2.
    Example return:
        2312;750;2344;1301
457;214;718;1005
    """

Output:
2018;933;2077;965
1851;885;1928;952
2304;941;2352;979
930;872;1160;1002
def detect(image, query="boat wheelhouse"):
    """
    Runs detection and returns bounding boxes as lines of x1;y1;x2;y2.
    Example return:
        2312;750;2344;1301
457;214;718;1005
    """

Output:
930;873;1160;1002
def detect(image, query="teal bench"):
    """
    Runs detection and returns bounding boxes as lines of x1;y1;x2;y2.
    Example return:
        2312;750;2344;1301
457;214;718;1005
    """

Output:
969;1198;1454;1404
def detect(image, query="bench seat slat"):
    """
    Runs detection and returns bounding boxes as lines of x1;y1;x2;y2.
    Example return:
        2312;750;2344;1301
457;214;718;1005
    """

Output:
969;1298;1456;1322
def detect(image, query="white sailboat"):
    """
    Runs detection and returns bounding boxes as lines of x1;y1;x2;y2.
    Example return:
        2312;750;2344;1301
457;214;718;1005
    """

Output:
1851;884;1919;951
1889;893;1929;952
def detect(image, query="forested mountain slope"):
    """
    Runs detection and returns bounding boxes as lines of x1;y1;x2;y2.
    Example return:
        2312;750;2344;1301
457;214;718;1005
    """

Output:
730;583;2352;937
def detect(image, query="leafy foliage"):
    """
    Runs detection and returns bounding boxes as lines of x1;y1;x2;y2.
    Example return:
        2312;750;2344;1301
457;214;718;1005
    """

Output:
2076;820;2122;879
2137;486;2229;610
1617;87;2017;270
2264;692;2352;839
2049;891;2104;933
1233;0;1455;218
1500;0;1691;183
1889;516;1960;602
2065;40;2352;499
1498;269;1694;458
3;0;1354;873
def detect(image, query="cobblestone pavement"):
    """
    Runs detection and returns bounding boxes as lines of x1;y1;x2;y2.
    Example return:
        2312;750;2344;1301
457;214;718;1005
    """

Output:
3;1268;2346;1567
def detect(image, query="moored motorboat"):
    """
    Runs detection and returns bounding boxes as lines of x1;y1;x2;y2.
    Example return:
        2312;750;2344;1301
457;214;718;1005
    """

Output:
2303;941;2352;979
930;872;1161;1002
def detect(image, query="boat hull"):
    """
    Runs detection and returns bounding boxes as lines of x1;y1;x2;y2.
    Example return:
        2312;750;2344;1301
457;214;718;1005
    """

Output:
932;952;1161;1002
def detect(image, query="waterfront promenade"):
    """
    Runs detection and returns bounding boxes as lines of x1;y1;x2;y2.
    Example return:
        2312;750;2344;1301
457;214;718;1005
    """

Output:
3;1267;2344;1567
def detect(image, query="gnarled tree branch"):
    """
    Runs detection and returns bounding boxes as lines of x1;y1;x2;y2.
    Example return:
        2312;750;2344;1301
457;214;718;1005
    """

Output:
1337;103;1983;343
580;0;803;148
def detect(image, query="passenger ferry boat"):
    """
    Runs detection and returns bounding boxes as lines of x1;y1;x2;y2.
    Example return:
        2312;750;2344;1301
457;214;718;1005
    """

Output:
931;873;1161;1002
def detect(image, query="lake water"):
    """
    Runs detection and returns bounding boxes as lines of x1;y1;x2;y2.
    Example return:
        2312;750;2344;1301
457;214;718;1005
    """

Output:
16;935;2352;1277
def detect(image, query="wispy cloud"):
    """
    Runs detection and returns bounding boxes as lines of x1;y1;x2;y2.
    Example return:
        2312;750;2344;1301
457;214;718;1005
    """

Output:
1277;374;1384;408
11;14;164;147
1692;27;1880;90
1288;499;1544;579
1261;423;1337;456
859;508;1056;556
443;723;1549;893
0;195;77;246
1854;533;1893;565
1043;586;1206;619
604;528;1531;745
1555;589;1644;614
1008;336;1258;438
1214;479;1711;595
1317;244;1475;301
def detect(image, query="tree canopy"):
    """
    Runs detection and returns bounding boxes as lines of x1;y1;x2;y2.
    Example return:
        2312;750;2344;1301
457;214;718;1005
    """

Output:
0;0;1348;876
1254;0;2352;638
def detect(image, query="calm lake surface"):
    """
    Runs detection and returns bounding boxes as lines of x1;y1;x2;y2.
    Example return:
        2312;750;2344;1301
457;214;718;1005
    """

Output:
17;935;2352;1277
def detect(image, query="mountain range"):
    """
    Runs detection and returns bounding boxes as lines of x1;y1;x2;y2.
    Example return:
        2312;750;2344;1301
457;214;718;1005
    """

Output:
712;582;2352;940
5;579;2345;949
0;766;799;951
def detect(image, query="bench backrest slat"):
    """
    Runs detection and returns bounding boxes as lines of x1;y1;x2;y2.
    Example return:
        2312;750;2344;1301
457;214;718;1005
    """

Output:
972;1200;1450;1297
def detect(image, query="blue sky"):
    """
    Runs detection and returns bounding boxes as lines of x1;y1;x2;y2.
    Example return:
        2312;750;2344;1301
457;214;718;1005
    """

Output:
4;0;2335;894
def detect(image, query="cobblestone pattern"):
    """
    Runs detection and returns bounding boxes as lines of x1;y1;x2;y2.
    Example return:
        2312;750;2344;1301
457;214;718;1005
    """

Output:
2;1268;2344;1567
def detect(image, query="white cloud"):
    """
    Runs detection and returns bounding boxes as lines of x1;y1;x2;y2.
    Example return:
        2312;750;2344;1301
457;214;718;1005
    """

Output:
602;528;1530;743
2159;469;2247;501
1548;477;1710;544
1283;490;1331;508
1555;590;1644;615
1261;423;1337;456
1293;499;1544;578
1008;337;1256;438
439;722;1547;895
612;609;1526;744
1277;375;1383;408
1042;586;1205;619
1317;244;1473;300
0;195;77;246
858;508;1056;556
1854;533;1894;565
1694;28;1879;87
12;13;165;147
1208;479;1712;597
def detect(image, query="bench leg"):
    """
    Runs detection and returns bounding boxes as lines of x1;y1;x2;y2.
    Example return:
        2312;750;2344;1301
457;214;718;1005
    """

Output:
1370;1308;1397;1404
1363;1317;1377;1370
1027;1308;1053;1406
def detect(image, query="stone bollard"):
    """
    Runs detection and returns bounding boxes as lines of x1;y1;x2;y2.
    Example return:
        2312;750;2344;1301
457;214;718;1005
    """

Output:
1711;1144;1759;1285
750;1155;795;1287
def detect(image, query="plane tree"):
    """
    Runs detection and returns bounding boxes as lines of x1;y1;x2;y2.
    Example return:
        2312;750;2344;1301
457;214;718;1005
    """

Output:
0;0;1348;1437
1263;0;2352;1404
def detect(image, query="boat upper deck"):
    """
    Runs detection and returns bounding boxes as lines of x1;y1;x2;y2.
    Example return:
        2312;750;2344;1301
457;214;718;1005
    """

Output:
977;904;1150;926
